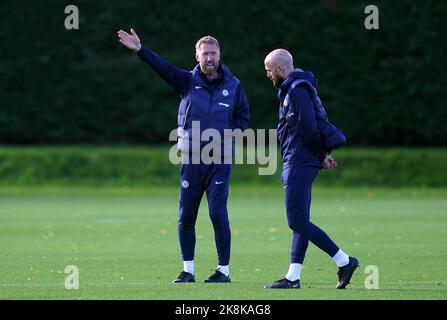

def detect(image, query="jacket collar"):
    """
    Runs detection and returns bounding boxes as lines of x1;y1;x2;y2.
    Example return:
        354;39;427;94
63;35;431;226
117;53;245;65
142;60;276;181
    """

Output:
192;63;232;89
278;68;318;100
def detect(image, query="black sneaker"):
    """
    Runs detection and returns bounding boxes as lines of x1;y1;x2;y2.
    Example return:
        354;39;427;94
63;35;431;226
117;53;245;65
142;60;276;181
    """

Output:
264;278;300;289
203;270;231;283
172;271;195;283
336;256;360;289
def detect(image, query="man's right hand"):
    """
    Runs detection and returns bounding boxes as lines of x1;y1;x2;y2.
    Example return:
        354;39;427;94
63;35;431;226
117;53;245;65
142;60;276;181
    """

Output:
117;28;141;52
322;154;337;170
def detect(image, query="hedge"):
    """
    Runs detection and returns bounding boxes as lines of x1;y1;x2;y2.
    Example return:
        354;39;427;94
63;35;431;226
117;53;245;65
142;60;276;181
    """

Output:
0;146;446;187
1;0;446;145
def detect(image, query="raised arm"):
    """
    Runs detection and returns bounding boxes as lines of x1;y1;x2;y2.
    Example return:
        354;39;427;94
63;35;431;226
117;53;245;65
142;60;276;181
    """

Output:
117;28;191;95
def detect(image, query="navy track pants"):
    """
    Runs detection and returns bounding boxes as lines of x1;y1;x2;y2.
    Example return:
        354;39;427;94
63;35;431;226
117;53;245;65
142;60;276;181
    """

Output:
282;166;339;264
178;163;232;265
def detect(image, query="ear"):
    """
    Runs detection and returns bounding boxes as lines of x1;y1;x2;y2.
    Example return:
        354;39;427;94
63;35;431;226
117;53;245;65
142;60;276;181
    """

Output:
195;52;200;62
277;65;286;77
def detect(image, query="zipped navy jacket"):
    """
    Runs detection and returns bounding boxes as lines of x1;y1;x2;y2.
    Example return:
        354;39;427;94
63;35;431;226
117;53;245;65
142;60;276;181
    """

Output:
277;69;328;169
137;45;250;156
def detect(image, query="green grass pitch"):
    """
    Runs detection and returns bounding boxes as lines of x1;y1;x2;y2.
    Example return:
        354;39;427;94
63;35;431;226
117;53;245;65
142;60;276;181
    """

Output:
0;186;446;299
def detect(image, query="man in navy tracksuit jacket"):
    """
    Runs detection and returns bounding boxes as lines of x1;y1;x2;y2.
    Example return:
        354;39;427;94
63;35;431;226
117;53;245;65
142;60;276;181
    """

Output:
263;49;359;289
117;29;249;283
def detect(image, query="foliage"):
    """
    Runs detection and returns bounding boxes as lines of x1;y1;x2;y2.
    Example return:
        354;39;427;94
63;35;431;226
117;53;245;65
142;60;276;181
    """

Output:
1;1;446;145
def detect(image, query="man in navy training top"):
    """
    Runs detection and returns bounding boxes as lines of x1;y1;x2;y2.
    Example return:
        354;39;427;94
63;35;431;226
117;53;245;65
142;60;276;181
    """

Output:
263;49;359;289
117;29;250;283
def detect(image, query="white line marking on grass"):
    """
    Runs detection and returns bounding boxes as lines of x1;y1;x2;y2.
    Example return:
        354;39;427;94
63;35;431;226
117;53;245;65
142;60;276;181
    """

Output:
1;280;444;289
0;281;162;288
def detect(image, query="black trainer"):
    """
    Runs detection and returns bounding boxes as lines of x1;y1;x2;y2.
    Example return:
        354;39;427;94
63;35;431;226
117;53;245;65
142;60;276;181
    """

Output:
172;271;195;283
336;256;360;289
203;270;231;283
264;278;300;289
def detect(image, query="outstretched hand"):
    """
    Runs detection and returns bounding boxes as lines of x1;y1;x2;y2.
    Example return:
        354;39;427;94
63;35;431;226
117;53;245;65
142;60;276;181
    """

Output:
322;154;337;170
117;28;141;52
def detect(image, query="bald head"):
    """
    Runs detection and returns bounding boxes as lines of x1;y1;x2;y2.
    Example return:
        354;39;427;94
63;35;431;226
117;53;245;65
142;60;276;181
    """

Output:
264;49;294;70
264;49;294;88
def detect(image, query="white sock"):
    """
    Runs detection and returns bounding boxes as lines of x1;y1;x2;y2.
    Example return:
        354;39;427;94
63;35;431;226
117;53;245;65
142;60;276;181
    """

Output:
217;265;229;277
285;263;302;282
332;249;350;267
183;260;194;275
